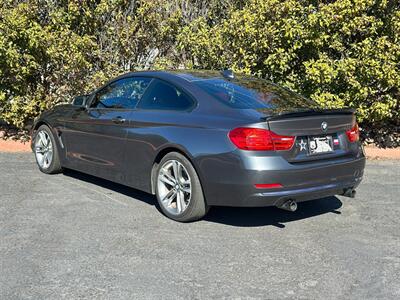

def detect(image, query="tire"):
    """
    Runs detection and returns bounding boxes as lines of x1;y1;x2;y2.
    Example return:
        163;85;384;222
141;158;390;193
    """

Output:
33;125;63;174
155;152;209;222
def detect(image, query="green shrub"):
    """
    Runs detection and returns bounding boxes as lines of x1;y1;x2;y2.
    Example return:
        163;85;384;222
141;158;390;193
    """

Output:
177;0;400;130
0;0;181;127
0;0;96;127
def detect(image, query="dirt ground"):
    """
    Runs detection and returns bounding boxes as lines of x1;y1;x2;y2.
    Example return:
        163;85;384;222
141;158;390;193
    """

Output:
0;139;31;152
363;145;400;160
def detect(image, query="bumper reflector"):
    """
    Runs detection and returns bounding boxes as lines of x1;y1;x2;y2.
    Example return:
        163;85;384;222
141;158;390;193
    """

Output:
254;183;283;189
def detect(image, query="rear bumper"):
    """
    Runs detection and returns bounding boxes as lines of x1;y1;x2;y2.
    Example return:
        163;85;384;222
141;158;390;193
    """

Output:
245;180;361;207
198;151;366;207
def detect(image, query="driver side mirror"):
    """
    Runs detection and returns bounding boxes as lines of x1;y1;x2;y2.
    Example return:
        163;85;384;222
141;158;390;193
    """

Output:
72;95;88;107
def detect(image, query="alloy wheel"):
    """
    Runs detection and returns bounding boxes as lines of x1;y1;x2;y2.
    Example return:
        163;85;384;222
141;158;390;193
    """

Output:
34;130;53;169
157;159;192;215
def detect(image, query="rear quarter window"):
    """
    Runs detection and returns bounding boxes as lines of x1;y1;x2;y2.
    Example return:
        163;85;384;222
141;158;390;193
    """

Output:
137;79;194;111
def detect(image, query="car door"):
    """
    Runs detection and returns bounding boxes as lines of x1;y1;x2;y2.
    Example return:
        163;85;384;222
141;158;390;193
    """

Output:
62;76;152;183
123;78;197;192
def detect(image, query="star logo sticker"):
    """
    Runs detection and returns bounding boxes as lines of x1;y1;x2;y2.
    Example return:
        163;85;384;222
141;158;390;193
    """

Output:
298;139;307;151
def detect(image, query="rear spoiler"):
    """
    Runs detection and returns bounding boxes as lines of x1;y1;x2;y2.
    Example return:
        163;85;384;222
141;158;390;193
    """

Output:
261;108;355;121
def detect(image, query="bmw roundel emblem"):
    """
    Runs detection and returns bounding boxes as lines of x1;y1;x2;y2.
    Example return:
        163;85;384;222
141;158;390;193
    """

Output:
321;121;328;132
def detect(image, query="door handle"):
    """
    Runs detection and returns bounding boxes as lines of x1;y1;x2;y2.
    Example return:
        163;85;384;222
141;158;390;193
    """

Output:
112;116;126;124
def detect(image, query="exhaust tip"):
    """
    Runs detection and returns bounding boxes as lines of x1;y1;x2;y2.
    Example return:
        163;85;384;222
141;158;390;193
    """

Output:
343;188;357;198
277;199;297;212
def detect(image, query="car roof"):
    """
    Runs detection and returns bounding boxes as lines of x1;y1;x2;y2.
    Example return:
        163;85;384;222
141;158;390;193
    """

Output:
116;69;223;82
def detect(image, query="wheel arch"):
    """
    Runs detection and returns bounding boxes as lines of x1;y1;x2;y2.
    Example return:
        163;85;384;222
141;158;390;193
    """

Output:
150;146;205;200
31;121;52;148
32;120;66;162
32;120;53;134
32;120;63;174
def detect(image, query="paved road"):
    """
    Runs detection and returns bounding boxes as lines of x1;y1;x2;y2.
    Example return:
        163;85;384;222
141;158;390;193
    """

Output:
0;153;399;299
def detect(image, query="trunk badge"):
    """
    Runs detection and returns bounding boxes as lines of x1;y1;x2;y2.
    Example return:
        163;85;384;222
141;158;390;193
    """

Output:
321;121;328;132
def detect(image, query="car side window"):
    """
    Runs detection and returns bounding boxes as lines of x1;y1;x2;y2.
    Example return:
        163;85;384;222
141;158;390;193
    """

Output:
90;77;152;109
137;79;194;111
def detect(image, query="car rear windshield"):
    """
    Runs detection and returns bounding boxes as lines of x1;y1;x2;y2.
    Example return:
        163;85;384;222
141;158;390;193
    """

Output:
192;76;317;110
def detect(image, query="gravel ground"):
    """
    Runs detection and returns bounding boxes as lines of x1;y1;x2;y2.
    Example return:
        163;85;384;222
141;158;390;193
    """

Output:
0;152;399;299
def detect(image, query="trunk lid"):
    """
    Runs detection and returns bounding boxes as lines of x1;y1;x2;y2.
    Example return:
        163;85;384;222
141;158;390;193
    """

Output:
260;109;357;162
263;108;355;136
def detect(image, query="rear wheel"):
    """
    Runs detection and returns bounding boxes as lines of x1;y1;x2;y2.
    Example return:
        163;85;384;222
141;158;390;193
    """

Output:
155;152;208;222
33;125;62;174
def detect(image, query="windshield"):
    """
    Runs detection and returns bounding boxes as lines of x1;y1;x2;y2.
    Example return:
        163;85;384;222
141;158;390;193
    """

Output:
192;76;318;111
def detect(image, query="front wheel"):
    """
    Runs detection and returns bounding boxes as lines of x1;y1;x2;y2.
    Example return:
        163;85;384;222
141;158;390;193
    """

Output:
155;152;208;222
33;125;62;174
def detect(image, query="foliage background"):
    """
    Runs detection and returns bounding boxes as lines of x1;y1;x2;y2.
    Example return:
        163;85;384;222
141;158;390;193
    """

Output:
0;0;399;145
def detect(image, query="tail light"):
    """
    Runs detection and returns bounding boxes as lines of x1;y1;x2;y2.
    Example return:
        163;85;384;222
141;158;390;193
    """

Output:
228;127;295;151
346;123;359;143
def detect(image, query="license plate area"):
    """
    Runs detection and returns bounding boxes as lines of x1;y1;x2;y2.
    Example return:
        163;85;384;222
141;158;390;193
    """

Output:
308;135;334;155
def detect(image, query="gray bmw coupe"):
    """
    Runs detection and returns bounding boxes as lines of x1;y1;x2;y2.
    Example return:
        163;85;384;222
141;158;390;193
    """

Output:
31;70;365;222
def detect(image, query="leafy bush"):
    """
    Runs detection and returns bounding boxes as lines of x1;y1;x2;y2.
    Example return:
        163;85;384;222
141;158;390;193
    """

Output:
0;0;398;145
0;0;183;127
177;0;400;133
0;0;96;127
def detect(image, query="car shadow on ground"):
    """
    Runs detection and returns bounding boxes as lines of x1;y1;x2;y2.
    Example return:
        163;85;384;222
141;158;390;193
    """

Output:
62;169;155;205
62;169;343;228
204;198;342;228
